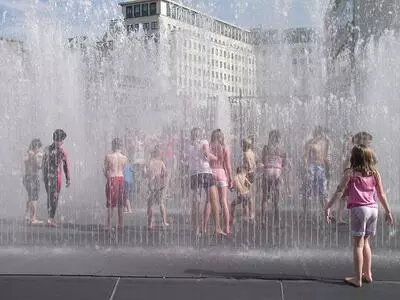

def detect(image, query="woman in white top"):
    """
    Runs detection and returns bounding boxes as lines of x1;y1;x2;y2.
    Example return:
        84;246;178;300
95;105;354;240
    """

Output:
188;128;226;236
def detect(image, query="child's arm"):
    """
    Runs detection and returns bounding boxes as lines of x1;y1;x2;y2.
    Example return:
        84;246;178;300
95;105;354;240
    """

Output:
224;147;233;188
325;169;351;222
202;141;217;161
375;171;393;225
103;155;109;179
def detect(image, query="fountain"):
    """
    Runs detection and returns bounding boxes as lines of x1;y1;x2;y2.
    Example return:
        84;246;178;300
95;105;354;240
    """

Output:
0;0;399;251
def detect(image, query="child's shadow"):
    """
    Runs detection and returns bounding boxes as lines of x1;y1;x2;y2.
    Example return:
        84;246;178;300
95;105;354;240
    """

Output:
184;269;348;286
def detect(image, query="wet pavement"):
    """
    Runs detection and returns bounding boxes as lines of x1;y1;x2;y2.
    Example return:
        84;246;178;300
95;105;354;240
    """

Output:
0;247;399;299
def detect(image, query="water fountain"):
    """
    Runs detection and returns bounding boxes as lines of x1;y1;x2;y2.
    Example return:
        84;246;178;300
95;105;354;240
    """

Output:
0;0;399;251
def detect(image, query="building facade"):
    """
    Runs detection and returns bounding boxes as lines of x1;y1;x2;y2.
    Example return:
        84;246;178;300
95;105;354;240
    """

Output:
252;27;323;103
119;0;256;108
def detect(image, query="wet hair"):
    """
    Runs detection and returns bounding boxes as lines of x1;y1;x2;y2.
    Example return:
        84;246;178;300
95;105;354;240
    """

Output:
111;137;123;151
190;127;201;143
28;138;42;151
237;166;246;174
151;145;161;158
263;130;282;158
242;138;252;152
53;129;67;142
313;126;324;138
210;129;224;145
350;145;377;176
352;131;373;146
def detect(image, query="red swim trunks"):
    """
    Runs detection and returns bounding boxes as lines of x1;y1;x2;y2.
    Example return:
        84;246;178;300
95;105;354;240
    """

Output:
105;177;124;208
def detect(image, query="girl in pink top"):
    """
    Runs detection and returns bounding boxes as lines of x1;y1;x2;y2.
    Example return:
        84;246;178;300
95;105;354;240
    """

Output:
325;145;393;288
261;130;287;225
209;129;233;234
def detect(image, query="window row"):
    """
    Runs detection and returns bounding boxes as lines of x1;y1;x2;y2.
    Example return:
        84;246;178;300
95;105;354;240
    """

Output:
126;22;159;32
126;3;157;18
165;3;251;43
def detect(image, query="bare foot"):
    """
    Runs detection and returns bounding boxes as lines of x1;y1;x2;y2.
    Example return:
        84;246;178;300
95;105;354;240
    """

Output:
362;273;373;283
215;229;227;236
344;277;362;288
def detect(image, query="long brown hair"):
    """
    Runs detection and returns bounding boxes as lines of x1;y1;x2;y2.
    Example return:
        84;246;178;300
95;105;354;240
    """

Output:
350;145;377;176
210;129;225;161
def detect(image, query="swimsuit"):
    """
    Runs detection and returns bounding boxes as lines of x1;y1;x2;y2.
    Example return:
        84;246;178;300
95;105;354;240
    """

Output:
106;177;125;208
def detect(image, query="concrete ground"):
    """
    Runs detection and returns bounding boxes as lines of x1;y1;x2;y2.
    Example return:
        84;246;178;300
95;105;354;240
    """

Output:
0;247;399;300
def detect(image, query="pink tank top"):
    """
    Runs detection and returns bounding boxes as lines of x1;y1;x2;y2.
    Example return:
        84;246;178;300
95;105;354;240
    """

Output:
209;144;229;170
347;174;378;209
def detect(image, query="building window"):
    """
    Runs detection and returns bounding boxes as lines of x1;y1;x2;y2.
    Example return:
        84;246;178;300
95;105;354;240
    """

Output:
151;22;158;30
126;6;133;18
134;5;141;17
142;3;149;16
150;2;157;15
143;23;149;30
166;3;171;16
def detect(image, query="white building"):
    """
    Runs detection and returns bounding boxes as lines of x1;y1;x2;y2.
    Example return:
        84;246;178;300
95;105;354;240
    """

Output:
119;0;256;106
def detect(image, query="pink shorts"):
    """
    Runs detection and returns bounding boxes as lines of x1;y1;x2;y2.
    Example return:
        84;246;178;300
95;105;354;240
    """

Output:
212;168;228;187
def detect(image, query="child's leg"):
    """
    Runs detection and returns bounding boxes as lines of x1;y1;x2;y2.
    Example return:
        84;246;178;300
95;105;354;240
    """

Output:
337;196;347;223
218;186;230;234
248;197;255;219
191;190;201;233
106;207;112;229
261;179;268;223
362;236;373;282
345;236;364;287
31;200;37;220
117;206;123;228
160;204;168;226
147;198;153;228
205;185;225;235
230;200;237;227
272;185;280;225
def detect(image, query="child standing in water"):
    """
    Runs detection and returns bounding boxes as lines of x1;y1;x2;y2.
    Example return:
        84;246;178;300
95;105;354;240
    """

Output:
23;139;44;224
242;138;256;221
230;166;252;227
325;145;393;287
145;146;169;229
261;130;287;225
123;158;134;214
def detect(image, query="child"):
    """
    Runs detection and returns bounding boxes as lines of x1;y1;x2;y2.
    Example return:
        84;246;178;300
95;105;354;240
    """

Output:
242;138;256;220
262;130;287;225
104;138;127;229
230;166;252;227
325;145;393;288
123;159;134;214
42;129;71;227
145;146;169;229
23;139;44;225
337;131;377;224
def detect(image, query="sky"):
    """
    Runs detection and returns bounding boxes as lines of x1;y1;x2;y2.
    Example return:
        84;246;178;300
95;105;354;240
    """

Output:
0;0;321;39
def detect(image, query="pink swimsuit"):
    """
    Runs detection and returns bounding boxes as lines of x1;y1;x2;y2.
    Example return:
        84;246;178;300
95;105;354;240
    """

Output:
264;155;283;180
210;144;229;187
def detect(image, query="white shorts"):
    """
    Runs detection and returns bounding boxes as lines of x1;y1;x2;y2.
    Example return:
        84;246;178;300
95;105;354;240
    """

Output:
350;206;378;237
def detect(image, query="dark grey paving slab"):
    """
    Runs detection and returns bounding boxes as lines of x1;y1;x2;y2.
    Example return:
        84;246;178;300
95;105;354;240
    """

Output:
0;276;117;300
0;248;107;275
283;281;400;300
114;278;282;300
300;250;400;282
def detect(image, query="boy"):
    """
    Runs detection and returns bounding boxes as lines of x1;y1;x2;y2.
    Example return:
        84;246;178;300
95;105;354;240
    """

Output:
145;146;169;229
230;166;252;227
42;129;70;227
123;158;134;214
104;138;127;229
